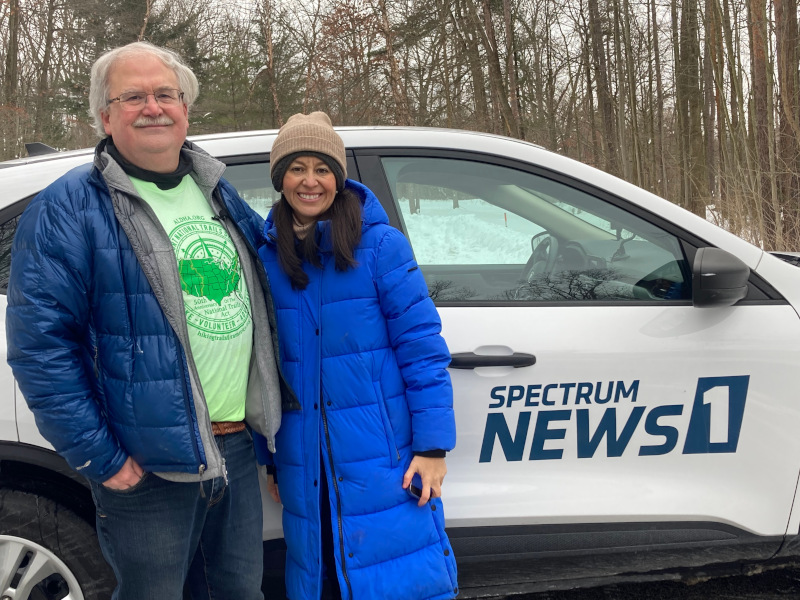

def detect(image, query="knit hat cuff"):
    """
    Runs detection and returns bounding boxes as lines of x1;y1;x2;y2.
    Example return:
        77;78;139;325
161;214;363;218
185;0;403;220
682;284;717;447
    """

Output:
272;134;343;164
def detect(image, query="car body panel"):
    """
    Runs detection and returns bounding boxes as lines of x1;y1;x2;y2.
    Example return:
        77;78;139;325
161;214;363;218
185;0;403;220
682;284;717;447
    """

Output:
0;295;17;443
439;303;800;537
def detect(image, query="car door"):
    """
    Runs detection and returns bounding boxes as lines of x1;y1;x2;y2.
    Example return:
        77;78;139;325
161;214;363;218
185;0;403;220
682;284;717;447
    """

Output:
357;150;800;576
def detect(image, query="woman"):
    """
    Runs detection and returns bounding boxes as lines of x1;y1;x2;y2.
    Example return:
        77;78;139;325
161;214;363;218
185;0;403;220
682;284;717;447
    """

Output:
257;112;458;600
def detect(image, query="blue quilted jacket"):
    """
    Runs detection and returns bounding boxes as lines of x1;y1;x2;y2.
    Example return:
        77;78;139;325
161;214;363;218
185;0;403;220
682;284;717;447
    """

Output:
258;181;458;600
6;142;283;484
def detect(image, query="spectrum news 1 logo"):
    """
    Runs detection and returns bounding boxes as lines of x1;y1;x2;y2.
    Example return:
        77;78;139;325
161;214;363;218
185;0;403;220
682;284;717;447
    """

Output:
478;375;750;462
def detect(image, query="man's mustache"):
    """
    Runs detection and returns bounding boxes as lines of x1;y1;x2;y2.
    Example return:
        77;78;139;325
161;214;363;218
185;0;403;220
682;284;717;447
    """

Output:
132;116;175;127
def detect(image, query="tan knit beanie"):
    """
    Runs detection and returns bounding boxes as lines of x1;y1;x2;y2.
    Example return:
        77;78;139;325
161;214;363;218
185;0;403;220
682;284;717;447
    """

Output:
270;112;347;192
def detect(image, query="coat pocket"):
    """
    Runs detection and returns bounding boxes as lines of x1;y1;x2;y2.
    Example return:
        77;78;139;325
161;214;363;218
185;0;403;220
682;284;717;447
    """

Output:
373;381;399;468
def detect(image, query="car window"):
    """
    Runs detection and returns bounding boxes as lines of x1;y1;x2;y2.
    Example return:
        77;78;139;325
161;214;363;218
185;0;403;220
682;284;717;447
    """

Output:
223;162;279;218
381;157;691;303
0;213;21;293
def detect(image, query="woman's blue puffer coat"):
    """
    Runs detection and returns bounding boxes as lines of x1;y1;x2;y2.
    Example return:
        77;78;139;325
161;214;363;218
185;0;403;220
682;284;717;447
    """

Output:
258;180;458;600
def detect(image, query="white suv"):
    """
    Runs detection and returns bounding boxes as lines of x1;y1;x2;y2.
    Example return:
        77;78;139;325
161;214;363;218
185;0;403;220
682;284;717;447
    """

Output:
3;127;800;599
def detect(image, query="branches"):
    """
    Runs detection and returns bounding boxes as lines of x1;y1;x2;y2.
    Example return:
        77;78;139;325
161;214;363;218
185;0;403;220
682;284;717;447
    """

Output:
0;0;799;249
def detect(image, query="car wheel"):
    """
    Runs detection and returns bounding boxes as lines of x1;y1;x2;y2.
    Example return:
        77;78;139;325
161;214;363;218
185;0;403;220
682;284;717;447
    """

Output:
0;488;115;600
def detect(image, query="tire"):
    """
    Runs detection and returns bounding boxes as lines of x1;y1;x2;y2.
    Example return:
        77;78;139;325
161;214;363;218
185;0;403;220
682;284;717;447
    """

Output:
0;488;115;600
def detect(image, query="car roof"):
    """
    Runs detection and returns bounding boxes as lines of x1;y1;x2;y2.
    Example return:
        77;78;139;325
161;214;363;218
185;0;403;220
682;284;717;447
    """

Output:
0;126;543;207
0;126;542;167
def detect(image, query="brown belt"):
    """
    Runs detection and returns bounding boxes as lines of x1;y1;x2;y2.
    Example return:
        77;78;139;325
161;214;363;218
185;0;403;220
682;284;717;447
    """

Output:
211;421;246;436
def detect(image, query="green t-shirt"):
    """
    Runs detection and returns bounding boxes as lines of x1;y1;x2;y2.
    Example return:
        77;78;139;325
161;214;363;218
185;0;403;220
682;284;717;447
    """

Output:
132;176;253;422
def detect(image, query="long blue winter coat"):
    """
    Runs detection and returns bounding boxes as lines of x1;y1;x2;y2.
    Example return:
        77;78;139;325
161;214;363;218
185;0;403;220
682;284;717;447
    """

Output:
258;180;459;600
6;142;282;484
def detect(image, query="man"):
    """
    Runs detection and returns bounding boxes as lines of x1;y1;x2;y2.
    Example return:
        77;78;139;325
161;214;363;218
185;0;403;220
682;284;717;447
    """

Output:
6;41;282;600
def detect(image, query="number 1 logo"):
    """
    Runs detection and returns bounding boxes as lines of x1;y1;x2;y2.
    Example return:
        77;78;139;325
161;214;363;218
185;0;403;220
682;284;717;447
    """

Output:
683;375;750;454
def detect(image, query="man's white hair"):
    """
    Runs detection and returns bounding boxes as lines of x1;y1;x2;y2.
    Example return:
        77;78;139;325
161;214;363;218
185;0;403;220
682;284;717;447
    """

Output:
88;41;199;137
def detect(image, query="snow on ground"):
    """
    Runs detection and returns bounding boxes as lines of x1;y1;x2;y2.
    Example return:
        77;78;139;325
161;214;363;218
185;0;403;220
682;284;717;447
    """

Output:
245;196;549;265
399;198;543;265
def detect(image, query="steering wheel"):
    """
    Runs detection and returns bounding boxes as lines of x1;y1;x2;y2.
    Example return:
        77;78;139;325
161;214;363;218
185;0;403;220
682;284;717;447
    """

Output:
559;241;590;272
521;231;559;282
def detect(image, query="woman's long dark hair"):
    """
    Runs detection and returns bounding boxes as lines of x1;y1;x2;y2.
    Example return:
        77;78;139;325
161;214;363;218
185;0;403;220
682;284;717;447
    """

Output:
273;187;362;289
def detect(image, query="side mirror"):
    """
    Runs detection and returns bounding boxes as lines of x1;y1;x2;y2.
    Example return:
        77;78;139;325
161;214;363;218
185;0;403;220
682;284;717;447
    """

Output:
692;247;750;307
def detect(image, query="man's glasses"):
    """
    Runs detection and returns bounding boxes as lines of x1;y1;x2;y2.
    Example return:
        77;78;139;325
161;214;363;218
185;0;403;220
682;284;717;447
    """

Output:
106;88;184;110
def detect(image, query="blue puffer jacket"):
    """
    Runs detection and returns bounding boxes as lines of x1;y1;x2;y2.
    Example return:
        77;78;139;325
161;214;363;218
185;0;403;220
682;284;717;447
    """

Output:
258;181;458;600
6;142;281;484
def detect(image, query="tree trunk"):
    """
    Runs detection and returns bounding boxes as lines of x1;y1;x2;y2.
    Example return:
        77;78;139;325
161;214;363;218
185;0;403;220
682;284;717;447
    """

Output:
437;0;455;128
750;0;779;247
677;0;707;215
34;0;58;136
612;0;630;181
374;0;412;125
467;0;514;136
4;0;20;105
775;0;800;247
580;9;600;168
453;0;489;130
703;0;717;200
502;0;522;138
258;0;282;126
587;0;618;174
138;0;153;40
650;0;668;197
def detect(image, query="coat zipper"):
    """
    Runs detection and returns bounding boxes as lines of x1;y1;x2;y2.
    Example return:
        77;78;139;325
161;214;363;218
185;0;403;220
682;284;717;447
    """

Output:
321;399;352;599
92;345;100;379
177;335;203;469
316;251;352;599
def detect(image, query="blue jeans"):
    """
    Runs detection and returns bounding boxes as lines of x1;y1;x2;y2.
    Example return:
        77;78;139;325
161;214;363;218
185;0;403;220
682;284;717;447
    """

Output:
90;430;264;600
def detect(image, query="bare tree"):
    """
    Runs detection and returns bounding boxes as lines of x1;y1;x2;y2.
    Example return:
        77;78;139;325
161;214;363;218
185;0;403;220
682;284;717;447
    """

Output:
749;0;780;247
775;0;800;242
2;0;800;251
3;0;20;105
254;0;283;126
371;0;411;125
502;0;522;138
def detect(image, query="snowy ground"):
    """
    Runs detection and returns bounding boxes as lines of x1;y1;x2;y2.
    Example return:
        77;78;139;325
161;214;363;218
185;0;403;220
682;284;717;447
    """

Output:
247;194;620;267
398;198;542;265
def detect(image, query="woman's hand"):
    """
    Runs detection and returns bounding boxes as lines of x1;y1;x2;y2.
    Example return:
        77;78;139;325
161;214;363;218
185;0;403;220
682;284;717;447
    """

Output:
267;473;281;504
403;456;447;507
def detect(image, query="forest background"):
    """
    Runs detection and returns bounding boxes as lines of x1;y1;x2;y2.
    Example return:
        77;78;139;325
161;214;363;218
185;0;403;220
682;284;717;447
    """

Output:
1;0;797;249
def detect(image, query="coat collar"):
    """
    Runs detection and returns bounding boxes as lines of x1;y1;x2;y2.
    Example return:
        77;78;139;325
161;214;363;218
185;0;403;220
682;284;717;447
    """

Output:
89;139;227;199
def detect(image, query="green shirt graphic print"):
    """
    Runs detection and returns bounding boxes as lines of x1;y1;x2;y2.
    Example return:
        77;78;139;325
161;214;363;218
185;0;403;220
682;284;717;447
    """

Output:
132;175;253;422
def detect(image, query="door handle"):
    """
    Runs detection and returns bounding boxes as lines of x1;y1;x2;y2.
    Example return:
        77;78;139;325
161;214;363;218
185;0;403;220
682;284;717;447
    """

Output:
449;352;536;369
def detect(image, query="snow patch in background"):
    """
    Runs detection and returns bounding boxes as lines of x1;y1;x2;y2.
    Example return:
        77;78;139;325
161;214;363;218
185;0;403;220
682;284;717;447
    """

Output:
399;198;543;265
